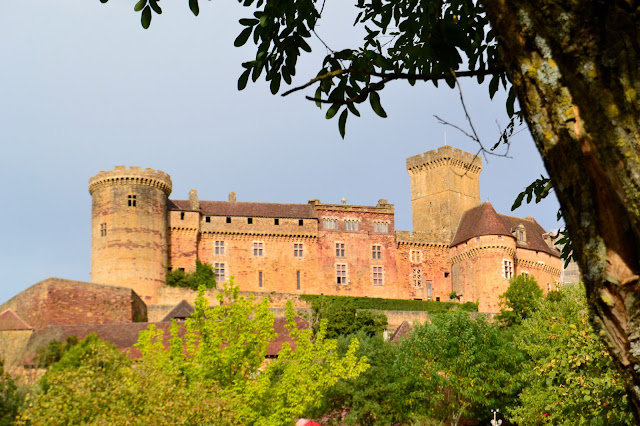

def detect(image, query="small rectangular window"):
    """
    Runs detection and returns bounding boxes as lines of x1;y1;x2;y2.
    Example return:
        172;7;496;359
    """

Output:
248;217;253;224
345;219;359;231
323;218;338;229
205;216;211;223
258;271;263;288
299;219;304;226
503;259;513;279
427;281;433;298
214;263;226;282
180;212;185;220
100;223;107;237
410;250;422;263
412;269;422;287
296;271;301;290
179;268;185;272
444;271;450;278
336;264;347;285
373;222;388;233
372;245;381;260
128;194;136;207
226;217;231;224
436;297;440;302
253;242;264;257
215;241;225;255
274;218;279;225
335;243;345;257
294;243;304;258
372;266;384;286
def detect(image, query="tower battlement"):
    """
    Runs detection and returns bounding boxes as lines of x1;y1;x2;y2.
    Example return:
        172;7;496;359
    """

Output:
406;146;482;174
89;166;172;196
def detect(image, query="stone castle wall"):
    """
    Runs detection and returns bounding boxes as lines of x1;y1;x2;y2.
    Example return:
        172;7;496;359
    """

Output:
407;146;482;242
0;278;147;330
90;166;172;304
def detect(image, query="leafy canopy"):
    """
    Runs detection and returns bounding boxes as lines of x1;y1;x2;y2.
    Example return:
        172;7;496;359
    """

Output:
495;274;544;327
21;280;369;425
396;311;524;425
510;284;633;424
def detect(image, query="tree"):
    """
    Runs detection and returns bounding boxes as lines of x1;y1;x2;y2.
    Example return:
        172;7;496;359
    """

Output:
396;311;524;426
309;297;388;339
307;331;406;425
496;275;544;326
511;284;633;424
101;0;640;415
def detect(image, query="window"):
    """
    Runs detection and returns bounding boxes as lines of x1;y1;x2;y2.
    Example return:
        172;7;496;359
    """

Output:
100;223;107;237
410;250;422;263
214;263;226;282
503;259;513;279
372;266;384;286
547;283;551;292
296;271;301;290
444;271;450;278
522;271;529;276
180;212;185;220
372;245;381;260
294;243;304;257
226;217;231;224
205;216;211;223
427;281;433;299
274;218;279;225
299;219;304;226
412;269;422;287
248;217;253;224
253;242;264;257
258;271;263;288
345;219;359;231
323;217;338;229
374;222;389;233
128;194;136;207
335;243;345;257
336;264;347;284
214;241;225;255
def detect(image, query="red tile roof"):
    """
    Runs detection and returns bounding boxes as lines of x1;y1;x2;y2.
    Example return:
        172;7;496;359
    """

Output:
169;200;316;219
451;202;560;257
267;316;310;356
0;309;32;331
390;320;414;344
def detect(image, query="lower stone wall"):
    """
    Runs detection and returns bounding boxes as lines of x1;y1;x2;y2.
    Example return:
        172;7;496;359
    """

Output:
0;330;33;371
367;310;431;332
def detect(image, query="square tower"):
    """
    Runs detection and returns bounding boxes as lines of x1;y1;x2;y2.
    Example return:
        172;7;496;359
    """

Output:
406;146;481;242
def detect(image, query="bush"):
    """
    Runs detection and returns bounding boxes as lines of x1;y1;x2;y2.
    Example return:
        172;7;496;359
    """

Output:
166;260;216;290
301;294;478;314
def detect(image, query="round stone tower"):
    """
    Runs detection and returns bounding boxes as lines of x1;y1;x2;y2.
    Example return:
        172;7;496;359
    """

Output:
89;166;172;304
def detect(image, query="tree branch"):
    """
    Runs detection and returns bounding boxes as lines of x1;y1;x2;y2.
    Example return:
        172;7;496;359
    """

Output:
281;67;504;97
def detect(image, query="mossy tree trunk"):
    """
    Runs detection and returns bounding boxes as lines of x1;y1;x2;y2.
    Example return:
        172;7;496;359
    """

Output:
483;0;640;417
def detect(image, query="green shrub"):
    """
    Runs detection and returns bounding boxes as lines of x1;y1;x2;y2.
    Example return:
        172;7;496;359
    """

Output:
166;260;216;290
300;294;478;314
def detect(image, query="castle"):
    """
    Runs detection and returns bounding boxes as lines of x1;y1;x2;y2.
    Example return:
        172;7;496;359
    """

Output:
88;145;563;313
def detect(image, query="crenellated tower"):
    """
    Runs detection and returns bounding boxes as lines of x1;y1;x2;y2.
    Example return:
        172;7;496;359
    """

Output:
89;166;172;304
406;146;482;242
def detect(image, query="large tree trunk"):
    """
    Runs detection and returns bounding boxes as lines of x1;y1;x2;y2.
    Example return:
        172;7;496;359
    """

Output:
482;0;640;417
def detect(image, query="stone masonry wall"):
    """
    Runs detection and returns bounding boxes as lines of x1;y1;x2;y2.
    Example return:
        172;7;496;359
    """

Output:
0;278;147;330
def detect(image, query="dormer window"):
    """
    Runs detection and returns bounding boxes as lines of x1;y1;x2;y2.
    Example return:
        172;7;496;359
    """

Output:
514;224;526;242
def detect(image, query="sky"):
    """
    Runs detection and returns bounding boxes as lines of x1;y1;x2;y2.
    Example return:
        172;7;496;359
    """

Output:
0;1;560;304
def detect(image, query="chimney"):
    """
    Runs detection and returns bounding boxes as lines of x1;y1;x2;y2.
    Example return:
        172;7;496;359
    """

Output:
229;191;237;202
188;189;199;210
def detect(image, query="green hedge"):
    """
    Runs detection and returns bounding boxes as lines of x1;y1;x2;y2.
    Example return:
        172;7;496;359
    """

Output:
299;294;478;313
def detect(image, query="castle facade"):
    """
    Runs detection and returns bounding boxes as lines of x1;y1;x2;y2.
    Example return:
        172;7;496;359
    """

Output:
88;146;563;312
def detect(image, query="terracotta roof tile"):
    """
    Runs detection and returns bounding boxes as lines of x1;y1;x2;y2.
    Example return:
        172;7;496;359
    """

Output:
0;309;32;331
451;202;511;246
161;300;194;322
169;200;316;219
390;320;413;344
266;316;309;356
451;202;560;257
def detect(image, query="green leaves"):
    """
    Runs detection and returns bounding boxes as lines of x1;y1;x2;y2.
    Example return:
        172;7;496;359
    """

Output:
188;0;199;16
141;6;152;29
234;26;252;47
369;91;387;118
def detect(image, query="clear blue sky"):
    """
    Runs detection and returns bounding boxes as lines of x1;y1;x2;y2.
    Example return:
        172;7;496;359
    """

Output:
0;1;560;304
